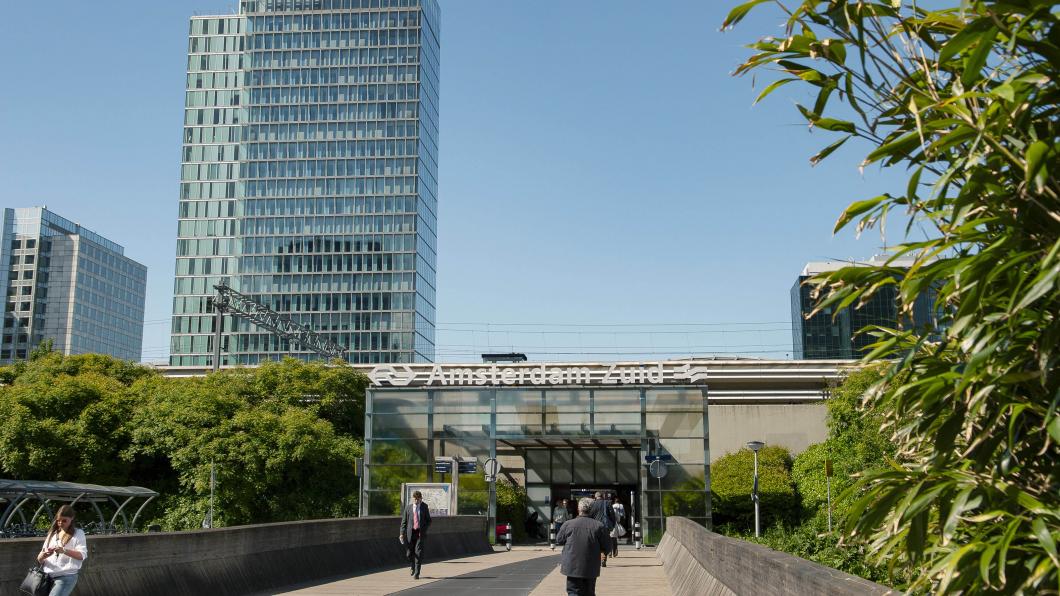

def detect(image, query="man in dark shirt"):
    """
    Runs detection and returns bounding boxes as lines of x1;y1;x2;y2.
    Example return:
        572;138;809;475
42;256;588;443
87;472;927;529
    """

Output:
588;492;616;566
555;497;611;596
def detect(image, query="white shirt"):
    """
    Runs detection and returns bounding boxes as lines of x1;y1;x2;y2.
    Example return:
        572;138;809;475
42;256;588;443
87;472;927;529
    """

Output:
40;529;88;577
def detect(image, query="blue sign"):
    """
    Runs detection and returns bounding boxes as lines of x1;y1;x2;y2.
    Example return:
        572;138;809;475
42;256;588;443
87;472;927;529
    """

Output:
645;454;674;463
458;461;477;474
434;461;452;473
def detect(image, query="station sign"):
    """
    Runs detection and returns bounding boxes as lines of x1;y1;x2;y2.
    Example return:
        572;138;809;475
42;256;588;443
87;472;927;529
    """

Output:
368;361;710;388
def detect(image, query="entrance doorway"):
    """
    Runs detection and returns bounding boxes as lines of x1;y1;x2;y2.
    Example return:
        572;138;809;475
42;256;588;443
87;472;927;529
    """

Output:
553;484;637;543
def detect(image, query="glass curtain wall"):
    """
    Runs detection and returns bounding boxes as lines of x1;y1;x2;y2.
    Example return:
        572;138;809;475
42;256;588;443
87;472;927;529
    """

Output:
173;0;439;366
364;386;710;543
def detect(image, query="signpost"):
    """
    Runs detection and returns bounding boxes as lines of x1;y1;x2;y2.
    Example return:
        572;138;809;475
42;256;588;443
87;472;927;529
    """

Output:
648;458;668;535
825;458;833;532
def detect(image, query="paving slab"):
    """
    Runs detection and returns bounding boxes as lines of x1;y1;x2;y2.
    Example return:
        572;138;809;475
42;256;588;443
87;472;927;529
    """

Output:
267;546;558;596
529;546;671;596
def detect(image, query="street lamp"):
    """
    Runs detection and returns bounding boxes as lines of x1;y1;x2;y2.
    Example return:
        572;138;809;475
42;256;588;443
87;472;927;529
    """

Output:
746;440;765;538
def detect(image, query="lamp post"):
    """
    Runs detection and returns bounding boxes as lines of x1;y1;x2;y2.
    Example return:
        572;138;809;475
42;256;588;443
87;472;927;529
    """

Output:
746;440;765;538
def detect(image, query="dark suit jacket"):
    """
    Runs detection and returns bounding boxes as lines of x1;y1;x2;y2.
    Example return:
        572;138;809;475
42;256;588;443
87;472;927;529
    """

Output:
400;501;432;542
555;515;610;578
589;498;615;529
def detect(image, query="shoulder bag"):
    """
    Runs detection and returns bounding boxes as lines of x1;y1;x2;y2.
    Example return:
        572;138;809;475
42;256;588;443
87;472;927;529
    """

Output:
19;564;53;596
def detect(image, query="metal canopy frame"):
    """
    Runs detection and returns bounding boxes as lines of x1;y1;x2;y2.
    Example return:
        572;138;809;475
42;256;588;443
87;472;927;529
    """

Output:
0;480;158;536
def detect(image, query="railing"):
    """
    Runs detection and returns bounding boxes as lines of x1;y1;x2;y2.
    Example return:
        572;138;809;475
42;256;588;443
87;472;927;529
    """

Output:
656;517;897;596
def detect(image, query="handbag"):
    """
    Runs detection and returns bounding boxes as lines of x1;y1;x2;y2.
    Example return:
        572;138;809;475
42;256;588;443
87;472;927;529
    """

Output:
611;524;627;538
19;565;53;596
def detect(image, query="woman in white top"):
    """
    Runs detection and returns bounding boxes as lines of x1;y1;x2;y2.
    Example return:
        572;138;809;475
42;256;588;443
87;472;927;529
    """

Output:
37;504;88;596
610;496;626;556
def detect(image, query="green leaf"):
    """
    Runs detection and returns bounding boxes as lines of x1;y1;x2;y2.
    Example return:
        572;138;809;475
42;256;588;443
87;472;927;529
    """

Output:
1025;140;1051;184
810;135;851;166
961;27;998;88
753;78;797;105
1032;518;1059;567
813;118;857;133
862;131;921;167
938;20;992;64
722;0;772;29
834;195;889;233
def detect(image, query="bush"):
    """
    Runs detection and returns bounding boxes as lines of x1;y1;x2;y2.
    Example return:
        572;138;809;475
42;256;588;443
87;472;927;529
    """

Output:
495;479;529;543
711;445;797;529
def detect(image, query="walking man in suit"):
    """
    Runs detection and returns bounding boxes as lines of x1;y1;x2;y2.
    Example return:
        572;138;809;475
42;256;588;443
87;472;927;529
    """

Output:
399;490;432;579
555;497;611;596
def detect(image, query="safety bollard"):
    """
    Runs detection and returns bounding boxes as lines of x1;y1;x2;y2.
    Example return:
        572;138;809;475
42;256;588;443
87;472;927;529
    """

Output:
549;524;556;550
505;522;512;551
634;522;642;550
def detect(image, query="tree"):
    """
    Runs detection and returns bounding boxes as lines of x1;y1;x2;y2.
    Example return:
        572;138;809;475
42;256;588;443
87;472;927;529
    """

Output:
711;445;798;530
791;365;893;517
725;1;1059;592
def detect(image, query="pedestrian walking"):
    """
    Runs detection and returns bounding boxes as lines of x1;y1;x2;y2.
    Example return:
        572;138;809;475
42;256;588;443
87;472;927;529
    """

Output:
555;497;611;596
588;491;616;565
552;498;570;536
610;495;626;557
37;504;87;596
399;491;432;579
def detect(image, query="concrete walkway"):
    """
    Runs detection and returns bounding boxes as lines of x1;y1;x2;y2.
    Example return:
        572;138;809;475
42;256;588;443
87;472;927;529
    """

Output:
266;545;670;596
530;547;670;596
268;546;559;596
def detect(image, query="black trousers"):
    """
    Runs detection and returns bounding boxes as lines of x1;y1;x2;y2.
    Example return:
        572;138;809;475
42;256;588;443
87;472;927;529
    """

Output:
406;529;425;570
611;535;619;556
566;576;597;596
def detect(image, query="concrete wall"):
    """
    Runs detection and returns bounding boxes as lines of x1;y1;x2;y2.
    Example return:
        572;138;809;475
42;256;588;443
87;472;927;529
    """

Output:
0;516;489;596
708;403;827;462
657;517;896;596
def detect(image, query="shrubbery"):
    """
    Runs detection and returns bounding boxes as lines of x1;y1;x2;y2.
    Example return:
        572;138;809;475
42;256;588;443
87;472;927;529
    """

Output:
711;445;798;529
0;351;366;530
712;365;898;583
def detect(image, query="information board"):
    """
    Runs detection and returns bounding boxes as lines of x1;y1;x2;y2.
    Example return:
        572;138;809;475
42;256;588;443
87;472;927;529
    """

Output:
402;482;454;517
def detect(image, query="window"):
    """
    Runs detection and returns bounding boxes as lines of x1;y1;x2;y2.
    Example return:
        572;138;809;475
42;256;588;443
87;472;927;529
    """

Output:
26;239;36;249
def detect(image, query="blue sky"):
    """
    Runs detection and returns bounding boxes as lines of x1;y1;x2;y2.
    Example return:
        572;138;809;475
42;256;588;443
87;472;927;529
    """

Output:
0;1;909;363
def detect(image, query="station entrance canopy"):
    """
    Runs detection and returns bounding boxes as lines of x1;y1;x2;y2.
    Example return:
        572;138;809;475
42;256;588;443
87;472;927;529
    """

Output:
360;360;846;543
0;479;158;536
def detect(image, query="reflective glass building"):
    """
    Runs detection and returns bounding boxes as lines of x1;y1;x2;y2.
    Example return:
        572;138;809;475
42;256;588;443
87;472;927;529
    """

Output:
791;258;938;359
0;207;147;363
172;0;439;366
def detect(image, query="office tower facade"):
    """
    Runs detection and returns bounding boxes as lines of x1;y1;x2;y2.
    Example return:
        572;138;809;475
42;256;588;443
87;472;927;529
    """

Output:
791;257;938;359
173;0;439;366
0;207;147;363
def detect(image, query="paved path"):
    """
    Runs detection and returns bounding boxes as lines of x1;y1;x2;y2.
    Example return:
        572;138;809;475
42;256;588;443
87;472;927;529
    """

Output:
267;545;670;596
529;547;670;596
390;553;561;595
268;547;558;596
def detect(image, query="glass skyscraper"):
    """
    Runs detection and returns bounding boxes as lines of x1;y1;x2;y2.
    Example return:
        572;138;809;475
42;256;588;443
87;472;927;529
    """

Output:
172;0;439;366
0;207;147;363
791;257;938;359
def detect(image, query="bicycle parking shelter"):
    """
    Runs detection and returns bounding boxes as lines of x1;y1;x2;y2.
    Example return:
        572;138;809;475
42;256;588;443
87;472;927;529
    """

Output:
0;479;158;536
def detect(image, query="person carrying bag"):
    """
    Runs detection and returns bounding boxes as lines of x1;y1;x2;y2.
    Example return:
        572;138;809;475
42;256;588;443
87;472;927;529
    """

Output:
27;505;88;596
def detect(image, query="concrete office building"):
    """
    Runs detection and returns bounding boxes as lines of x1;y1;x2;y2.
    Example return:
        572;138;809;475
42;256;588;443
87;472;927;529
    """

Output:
356;359;844;541
791;257;939;359
172;0;440;367
0;207;147;363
